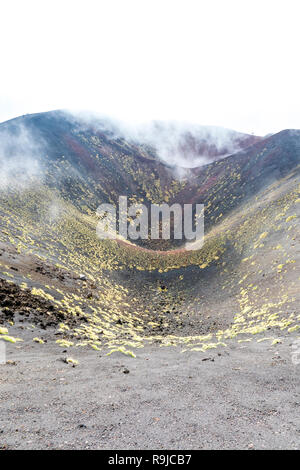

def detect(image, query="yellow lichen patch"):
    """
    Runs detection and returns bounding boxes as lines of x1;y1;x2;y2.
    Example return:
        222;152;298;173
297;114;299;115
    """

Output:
106;347;136;358
56;339;74;348
58;323;70;332
257;337;274;343
259;232;268;240
31;287;55;302
271;338;282;345
33;337;45;344
0;335;22;343
285;215;297;222
65;357;79;366
288;325;300;333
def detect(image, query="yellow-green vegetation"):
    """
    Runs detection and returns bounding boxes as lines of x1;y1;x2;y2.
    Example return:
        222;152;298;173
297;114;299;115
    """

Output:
33;337;45;344
65;357;79;366
0;335;22;343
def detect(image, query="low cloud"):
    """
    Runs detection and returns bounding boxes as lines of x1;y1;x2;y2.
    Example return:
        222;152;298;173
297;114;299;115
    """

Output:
0;123;44;190
66;111;254;169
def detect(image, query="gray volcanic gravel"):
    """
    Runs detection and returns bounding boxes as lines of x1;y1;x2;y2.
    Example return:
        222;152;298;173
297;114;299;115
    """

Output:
0;326;300;450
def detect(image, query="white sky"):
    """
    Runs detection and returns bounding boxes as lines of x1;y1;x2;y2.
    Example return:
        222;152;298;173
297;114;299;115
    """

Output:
1;0;300;135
